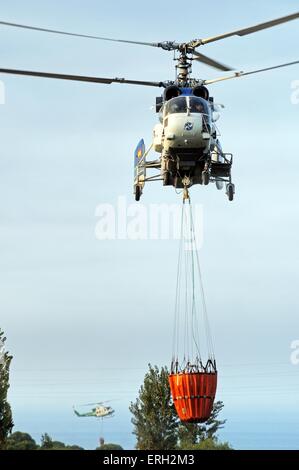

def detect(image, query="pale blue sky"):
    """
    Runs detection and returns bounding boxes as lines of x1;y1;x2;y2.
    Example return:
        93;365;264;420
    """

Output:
0;0;299;449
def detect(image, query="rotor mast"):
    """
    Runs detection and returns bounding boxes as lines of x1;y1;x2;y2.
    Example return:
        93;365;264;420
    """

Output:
175;46;193;86
0;11;298;89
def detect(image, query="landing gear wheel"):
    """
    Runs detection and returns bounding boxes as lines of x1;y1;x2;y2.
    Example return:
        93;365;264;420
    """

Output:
202;170;210;186
226;183;235;201
135;185;141;201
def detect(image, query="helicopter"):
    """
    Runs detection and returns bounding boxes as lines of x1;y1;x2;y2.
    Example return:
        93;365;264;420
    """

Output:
0;12;298;202
73;401;115;419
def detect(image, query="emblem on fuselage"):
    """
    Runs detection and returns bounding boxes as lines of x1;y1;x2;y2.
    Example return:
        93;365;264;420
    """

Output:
184;122;193;131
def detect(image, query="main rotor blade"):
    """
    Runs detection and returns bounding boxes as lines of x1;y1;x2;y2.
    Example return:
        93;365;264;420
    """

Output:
203;60;299;85
80;400;113;406
192;51;233;71
198;11;299;45
0;20;162;48
0;68;164;87
80;403;103;407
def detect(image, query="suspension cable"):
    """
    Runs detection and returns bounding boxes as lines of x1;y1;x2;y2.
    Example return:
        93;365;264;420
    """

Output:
171;186;216;373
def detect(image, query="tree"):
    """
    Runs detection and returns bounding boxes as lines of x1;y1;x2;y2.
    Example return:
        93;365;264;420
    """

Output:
40;433;84;450
189;437;232;450
130;364;178;450
200;401;226;440
0;329;13;449
40;433;53;449
6;432;38;450
178;401;226;448
130;364;231;450
5;431;84;450
96;443;124;450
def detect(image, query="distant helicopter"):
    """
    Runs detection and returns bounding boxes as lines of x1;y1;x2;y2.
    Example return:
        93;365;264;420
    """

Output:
73;402;115;419
0;11;298;201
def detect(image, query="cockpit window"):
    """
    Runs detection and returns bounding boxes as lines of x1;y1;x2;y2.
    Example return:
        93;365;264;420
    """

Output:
165;97;187;115
164;96;210;116
189;97;209;114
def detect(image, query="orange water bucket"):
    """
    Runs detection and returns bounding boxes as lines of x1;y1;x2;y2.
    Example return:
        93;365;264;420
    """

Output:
169;372;217;423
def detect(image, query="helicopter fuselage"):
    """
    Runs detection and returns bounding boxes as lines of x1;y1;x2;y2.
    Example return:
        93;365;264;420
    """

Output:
134;85;234;200
155;89;213;187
